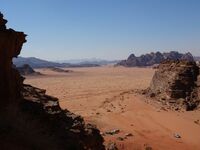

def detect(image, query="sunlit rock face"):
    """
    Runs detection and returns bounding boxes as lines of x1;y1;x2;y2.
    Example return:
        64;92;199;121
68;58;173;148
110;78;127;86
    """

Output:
148;60;200;111
0;12;105;150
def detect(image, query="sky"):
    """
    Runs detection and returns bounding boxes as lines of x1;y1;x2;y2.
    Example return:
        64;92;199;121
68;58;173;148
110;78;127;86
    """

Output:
1;0;200;61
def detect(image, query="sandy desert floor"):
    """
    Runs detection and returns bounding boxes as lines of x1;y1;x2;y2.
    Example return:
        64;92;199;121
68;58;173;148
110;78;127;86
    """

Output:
25;66;200;150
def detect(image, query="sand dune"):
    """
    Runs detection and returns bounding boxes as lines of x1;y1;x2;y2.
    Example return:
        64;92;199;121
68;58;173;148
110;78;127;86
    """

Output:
25;66;200;150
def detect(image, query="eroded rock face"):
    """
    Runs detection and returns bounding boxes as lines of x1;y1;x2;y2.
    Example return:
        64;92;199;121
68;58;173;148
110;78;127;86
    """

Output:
0;12;105;149
0;12;26;105
148;60;200;110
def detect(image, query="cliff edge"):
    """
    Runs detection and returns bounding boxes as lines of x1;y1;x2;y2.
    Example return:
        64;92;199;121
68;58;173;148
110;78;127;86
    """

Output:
147;60;200;111
0;12;104;150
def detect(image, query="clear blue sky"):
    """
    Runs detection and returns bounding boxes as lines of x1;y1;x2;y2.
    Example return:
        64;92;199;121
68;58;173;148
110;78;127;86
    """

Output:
1;0;200;60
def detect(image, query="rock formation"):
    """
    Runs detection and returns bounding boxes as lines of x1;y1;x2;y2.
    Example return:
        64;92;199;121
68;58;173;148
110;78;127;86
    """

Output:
117;51;194;67
17;64;41;76
0;12;26;105
0;12;104;149
48;67;73;73
147;60;200;111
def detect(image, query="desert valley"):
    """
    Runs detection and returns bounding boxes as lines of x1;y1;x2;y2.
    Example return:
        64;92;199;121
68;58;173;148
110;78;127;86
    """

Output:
1;1;200;150
24;66;200;150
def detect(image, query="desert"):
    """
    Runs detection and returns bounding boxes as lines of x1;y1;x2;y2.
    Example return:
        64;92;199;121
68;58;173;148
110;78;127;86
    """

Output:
25;66;200;150
1;1;200;149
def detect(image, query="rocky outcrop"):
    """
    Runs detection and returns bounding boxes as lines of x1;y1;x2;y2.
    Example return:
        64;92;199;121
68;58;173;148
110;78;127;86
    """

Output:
117;51;194;67
17;64;41;76
0;12;105;149
21;84;104;150
48;67;73;73
147;60;200;110
0;12;26;105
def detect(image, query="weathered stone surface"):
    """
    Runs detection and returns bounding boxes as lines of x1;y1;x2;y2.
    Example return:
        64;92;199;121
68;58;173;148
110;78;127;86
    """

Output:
0;12;105;150
21;84;105;150
148;60;200;110
150;60;199;98
106;142;118;150
105;129;120;135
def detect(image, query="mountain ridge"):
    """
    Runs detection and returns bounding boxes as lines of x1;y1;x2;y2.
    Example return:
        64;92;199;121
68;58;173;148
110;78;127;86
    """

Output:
117;51;195;67
13;56;102;68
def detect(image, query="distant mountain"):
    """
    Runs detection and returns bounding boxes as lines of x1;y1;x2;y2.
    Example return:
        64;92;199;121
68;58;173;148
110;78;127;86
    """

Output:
13;57;66;68
13;57;120;68
116;51;194;67
56;58;120;65
13;57;102;68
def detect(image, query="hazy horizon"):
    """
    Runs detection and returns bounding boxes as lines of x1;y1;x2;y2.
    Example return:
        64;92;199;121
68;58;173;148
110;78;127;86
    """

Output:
15;50;200;63
1;0;200;61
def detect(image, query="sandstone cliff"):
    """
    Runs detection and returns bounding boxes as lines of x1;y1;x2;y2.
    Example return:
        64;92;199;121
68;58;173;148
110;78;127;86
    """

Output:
0;12;104;150
147;60;200;111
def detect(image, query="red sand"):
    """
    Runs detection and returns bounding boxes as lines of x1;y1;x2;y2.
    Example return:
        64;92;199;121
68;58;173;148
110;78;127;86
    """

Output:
26;66;200;150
